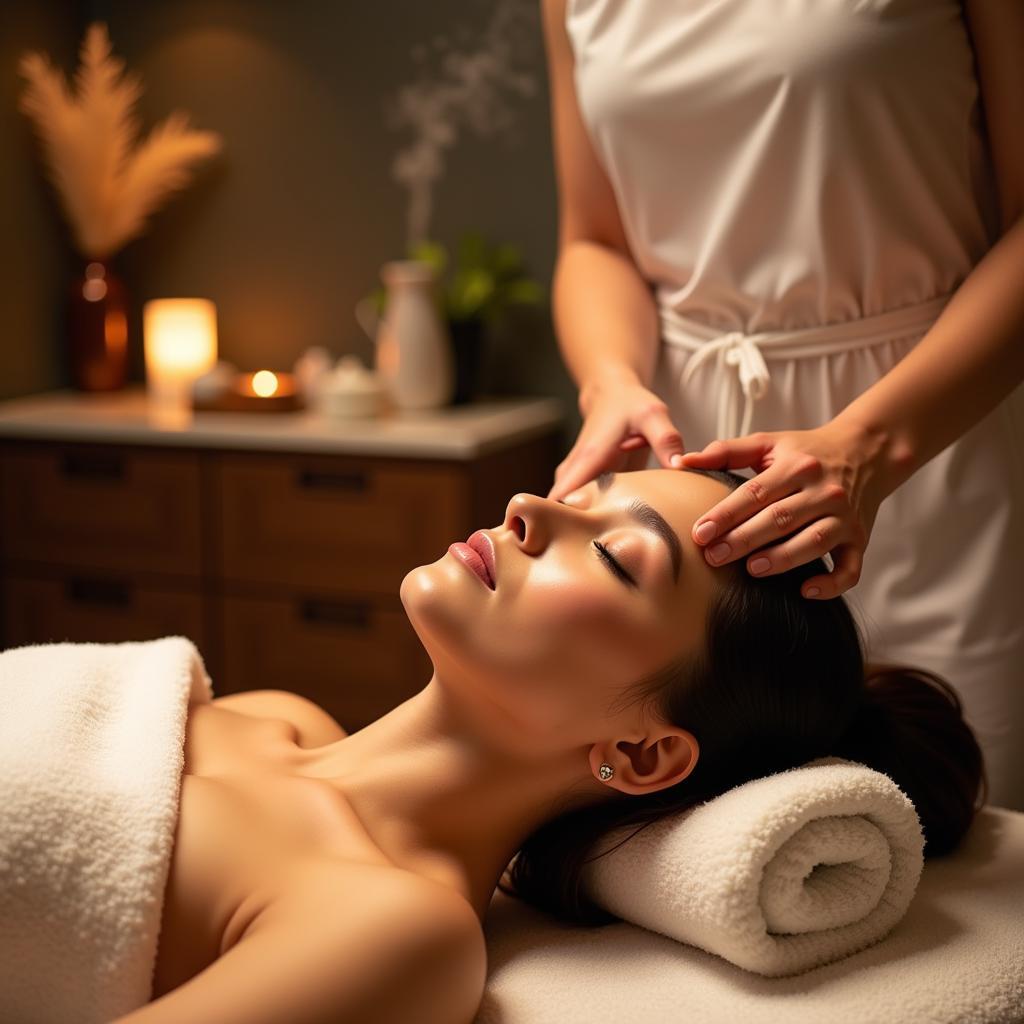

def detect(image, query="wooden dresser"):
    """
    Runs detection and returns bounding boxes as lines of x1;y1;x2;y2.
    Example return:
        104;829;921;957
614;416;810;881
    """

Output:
0;387;564;732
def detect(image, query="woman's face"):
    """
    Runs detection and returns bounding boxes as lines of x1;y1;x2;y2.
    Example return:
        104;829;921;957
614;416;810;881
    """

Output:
400;468;731;751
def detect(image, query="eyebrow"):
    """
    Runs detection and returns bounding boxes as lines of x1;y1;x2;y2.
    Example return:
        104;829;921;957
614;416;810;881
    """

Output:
596;470;682;585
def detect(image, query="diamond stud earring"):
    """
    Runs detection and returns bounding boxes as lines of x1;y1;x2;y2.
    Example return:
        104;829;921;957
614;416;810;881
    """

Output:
598;762;615;781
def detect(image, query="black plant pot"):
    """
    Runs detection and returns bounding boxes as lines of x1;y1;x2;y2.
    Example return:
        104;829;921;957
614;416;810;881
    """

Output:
448;317;485;405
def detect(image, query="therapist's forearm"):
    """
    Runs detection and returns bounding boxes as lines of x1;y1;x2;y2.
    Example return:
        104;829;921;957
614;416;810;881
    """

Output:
835;215;1024;496
552;239;661;415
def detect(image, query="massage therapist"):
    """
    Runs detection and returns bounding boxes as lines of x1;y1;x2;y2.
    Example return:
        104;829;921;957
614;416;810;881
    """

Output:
539;0;1024;810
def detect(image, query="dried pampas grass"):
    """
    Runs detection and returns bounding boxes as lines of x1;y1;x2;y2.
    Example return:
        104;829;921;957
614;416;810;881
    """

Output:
18;21;223;260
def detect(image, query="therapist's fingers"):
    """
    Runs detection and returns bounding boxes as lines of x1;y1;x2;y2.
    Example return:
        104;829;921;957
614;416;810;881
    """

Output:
618;433;648;452
548;425;662;501
704;461;861;568
677;434;775;471
554;443;649;499
548;388;688;501
700;490;821;567
548;422;630;500
800;541;864;599
723;512;846;578
638;402;688;470
692;454;819;546
619;445;656;473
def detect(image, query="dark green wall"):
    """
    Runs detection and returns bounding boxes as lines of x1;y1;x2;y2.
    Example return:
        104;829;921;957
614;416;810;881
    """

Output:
2;0;581;447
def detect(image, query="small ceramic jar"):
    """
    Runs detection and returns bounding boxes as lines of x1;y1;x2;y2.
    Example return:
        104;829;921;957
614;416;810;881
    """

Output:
293;346;333;404
319;354;385;418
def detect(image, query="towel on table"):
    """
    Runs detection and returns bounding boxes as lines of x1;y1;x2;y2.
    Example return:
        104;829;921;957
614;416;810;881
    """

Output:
0;635;213;1024
579;757;926;977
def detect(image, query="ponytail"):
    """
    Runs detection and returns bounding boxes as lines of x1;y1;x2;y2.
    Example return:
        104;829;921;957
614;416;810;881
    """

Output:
833;662;988;858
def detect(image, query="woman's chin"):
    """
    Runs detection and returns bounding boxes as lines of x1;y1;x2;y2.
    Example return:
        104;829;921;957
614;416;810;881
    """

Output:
400;552;495;607
400;558;458;608
400;561;482;654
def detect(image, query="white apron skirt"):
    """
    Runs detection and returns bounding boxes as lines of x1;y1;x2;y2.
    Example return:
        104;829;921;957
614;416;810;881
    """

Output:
647;293;1024;811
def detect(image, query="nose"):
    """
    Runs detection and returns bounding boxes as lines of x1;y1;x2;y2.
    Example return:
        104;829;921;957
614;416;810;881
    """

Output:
503;491;576;551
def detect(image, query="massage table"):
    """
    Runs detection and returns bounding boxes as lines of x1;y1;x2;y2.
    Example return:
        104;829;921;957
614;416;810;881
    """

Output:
1;636;1019;1024
475;806;1024;1024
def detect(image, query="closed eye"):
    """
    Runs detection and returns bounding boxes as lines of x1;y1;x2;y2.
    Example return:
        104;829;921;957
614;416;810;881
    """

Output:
557;497;638;590
593;541;637;588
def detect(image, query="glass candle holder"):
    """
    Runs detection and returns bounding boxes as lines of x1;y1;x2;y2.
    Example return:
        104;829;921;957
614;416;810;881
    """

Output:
143;298;218;415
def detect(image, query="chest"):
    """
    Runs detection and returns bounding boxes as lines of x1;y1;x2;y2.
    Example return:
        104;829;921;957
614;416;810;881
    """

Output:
568;0;975;156
150;702;391;1000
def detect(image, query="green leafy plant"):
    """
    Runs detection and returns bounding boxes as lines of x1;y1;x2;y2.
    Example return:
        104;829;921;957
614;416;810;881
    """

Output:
365;230;545;328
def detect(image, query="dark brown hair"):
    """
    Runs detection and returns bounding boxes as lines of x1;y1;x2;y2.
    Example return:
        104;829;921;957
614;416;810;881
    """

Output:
498;467;988;925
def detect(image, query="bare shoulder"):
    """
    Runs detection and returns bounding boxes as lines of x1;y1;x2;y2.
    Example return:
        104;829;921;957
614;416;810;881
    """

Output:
115;866;486;1024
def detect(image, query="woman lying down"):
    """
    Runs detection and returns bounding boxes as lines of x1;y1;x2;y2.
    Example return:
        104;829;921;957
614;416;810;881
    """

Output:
118;466;987;1024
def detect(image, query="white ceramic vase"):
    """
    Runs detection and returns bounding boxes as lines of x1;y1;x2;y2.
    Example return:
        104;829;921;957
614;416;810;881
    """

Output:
370;260;453;411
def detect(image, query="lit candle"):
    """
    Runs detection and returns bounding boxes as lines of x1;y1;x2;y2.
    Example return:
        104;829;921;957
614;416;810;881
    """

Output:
143;299;218;414
226;369;300;411
236;370;298;398
252;370;279;397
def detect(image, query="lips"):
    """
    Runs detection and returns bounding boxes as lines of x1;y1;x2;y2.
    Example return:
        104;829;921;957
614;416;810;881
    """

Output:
448;541;494;589
466;530;497;589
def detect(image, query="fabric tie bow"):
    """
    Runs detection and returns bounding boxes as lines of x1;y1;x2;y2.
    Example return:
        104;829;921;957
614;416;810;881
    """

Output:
680;330;771;440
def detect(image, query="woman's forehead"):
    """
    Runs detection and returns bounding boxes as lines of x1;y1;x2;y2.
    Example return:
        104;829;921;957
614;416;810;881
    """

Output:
610;468;733;526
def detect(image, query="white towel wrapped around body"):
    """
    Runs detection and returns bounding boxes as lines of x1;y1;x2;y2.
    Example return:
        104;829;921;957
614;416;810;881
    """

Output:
0;636;213;1024
580;757;926;977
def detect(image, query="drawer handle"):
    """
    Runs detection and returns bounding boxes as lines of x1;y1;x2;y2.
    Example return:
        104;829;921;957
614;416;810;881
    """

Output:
298;598;370;628
60;451;126;482
297;469;368;492
67;577;132;607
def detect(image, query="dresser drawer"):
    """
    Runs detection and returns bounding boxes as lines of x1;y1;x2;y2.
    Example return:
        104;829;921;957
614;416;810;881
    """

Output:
0;443;203;577
215;453;466;595
1;569;207;649
217;589;431;731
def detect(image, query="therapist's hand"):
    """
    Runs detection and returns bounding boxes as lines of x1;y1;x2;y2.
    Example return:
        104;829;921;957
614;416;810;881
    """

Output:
677;418;895;599
547;373;688;501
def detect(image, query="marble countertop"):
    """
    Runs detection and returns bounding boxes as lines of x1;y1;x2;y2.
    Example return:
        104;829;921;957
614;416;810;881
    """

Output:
0;386;567;459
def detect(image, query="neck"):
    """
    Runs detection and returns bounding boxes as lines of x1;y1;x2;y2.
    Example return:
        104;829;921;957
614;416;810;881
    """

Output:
292;674;607;917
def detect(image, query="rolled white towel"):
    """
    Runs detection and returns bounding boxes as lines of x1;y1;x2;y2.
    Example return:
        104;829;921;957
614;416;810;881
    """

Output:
579;757;925;977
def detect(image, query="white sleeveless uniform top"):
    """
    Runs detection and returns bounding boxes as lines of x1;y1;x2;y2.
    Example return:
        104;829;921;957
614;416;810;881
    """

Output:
566;0;1024;810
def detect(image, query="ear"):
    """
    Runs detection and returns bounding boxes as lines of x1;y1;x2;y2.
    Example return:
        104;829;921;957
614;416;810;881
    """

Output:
591;728;699;796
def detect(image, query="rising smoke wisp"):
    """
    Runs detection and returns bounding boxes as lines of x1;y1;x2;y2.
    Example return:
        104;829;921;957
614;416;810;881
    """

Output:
387;0;539;247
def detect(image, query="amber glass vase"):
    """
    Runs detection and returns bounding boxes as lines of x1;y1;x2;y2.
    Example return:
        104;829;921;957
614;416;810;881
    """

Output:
68;258;129;391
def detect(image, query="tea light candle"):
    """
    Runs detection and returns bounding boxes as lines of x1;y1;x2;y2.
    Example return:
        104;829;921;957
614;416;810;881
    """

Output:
220;369;302;411
191;366;303;413
239;370;298;399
